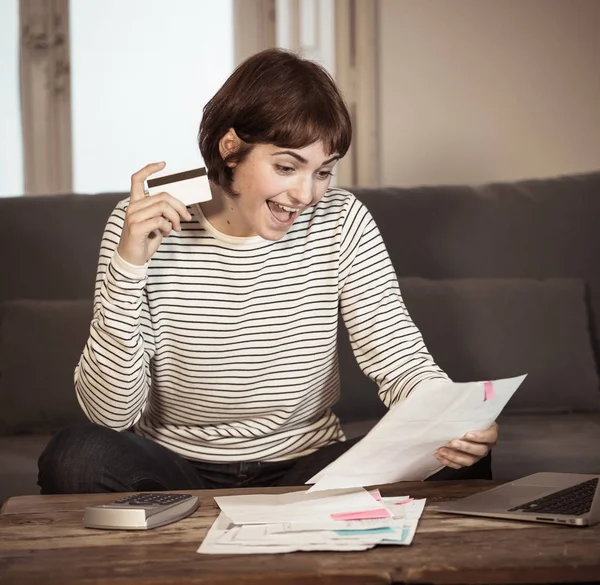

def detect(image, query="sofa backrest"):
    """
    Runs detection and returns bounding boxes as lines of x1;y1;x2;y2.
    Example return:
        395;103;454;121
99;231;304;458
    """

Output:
5;171;598;307
334;170;600;422
1;170;599;431
0;192;123;303
352;170;600;358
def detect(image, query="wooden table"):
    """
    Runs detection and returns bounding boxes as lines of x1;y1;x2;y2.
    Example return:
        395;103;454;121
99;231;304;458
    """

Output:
1;480;599;584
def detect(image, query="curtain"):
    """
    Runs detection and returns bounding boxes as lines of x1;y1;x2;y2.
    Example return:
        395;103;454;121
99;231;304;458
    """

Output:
20;0;72;195
334;0;379;187
233;0;276;65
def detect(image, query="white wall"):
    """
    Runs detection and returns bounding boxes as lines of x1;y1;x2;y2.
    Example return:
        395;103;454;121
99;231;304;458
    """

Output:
0;0;24;197
70;0;233;193
378;0;600;186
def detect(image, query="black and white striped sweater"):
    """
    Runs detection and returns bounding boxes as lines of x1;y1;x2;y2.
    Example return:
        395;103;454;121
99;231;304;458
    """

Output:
75;188;448;462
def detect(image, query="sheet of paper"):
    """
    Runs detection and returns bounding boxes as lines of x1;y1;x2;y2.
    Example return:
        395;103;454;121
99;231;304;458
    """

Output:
380;498;426;545
214;487;379;524
198;512;377;554
307;374;526;492
264;518;397;532
228;524;393;545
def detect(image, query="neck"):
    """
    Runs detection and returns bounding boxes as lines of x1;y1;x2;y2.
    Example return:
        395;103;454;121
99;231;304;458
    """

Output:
199;182;247;237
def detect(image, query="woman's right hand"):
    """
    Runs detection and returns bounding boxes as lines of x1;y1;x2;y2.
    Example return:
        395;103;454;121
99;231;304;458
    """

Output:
117;162;193;266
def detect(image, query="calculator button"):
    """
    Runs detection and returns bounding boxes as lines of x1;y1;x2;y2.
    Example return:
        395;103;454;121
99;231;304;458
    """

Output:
113;493;193;506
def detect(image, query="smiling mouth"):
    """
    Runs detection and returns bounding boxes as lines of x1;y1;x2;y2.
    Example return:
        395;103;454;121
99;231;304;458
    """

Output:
267;200;300;224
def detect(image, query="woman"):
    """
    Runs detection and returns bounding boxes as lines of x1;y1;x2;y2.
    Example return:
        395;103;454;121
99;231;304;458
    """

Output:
38;48;497;494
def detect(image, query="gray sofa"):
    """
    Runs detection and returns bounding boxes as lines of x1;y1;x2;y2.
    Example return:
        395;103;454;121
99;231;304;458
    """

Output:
2;171;600;506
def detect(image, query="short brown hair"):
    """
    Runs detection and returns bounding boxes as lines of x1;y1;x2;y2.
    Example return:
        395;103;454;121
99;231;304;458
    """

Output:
198;48;352;194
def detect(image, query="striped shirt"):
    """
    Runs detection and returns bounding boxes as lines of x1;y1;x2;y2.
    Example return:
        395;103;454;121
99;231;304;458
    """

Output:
75;188;448;462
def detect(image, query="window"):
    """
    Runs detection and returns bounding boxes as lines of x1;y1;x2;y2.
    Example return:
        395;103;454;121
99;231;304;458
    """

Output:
69;0;234;193
0;0;24;197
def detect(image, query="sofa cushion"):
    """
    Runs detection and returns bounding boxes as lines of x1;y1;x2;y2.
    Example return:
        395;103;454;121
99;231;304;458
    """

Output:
0;299;92;434
491;412;600;481
352;172;600;406
0;434;52;503
334;277;600;422
399;277;600;413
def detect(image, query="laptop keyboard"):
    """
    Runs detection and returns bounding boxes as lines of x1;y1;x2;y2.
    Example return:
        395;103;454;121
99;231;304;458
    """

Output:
508;478;598;516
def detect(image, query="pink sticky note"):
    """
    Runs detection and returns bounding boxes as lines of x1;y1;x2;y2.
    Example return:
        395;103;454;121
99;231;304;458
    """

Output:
394;498;414;505
484;381;495;401
369;489;382;501
331;508;391;521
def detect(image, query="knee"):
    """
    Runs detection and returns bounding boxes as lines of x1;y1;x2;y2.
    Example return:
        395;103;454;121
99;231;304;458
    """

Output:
37;421;118;494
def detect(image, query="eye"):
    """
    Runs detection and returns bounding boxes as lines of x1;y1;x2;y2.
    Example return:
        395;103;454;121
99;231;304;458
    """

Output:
317;170;334;180
275;164;295;174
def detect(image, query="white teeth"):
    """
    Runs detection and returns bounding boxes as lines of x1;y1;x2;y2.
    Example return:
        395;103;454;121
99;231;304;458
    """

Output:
275;202;297;213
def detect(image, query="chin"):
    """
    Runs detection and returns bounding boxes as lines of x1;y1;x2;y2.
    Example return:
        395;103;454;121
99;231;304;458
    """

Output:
258;227;289;241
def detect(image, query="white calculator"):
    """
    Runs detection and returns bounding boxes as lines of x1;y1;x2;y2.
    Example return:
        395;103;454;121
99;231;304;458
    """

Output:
83;493;199;530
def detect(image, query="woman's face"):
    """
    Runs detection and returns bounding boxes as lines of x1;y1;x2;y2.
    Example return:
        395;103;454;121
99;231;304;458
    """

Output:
222;141;339;240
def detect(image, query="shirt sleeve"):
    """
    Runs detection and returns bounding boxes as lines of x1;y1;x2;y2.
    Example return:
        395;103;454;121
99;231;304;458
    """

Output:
338;196;450;407
74;200;156;430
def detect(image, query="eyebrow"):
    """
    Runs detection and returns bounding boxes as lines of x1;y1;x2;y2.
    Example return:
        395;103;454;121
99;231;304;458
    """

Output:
272;150;340;166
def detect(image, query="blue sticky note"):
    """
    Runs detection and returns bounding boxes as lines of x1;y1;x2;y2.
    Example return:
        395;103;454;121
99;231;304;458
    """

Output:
335;527;395;536
381;526;411;543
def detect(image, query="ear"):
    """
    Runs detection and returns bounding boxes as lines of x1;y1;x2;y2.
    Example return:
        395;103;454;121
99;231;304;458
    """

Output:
219;128;242;166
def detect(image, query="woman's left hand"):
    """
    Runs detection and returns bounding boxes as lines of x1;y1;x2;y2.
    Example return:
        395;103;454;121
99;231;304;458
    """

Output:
434;422;499;469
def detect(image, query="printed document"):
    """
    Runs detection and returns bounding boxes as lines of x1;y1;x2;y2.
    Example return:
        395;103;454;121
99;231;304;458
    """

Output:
307;375;526;492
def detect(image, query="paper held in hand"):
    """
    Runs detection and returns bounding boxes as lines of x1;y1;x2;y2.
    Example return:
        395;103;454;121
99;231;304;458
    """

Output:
307;374;527;492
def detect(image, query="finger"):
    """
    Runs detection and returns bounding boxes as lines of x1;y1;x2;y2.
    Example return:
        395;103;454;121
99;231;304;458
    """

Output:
136;216;172;239
435;451;462;470
156;218;173;237
462;424;498;446
130;162;166;202
128;199;182;232
128;200;183;232
438;447;479;468
129;191;192;222
438;448;480;469
448;439;489;458
462;429;498;445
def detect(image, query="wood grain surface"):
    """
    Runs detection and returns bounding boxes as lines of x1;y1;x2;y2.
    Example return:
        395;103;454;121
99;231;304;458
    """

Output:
1;480;599;585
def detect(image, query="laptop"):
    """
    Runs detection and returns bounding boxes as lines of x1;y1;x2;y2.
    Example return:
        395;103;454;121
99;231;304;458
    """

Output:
437;472;600;526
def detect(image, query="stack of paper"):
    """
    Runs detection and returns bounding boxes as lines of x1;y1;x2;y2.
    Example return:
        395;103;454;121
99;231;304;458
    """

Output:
197;488;426;554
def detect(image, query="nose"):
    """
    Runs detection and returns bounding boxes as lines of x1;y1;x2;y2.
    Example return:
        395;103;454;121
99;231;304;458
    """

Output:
290;176;315;206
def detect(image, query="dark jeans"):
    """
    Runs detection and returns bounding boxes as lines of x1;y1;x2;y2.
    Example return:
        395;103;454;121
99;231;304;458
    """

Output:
37;422;492;494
